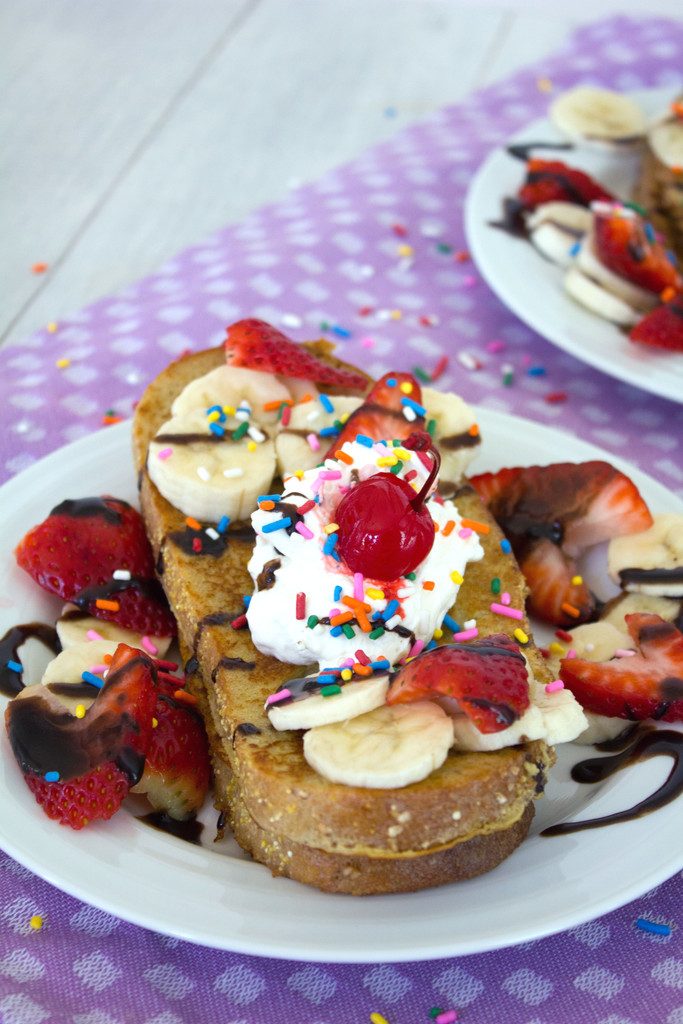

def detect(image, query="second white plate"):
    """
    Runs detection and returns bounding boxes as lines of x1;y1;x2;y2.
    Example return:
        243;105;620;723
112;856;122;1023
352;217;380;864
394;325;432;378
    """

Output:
465;87;683;405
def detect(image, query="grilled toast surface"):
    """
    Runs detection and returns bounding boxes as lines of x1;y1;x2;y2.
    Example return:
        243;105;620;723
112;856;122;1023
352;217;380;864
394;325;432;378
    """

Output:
133;344;553;893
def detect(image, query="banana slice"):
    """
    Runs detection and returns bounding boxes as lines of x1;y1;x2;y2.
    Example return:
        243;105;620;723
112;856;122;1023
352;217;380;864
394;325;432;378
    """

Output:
600;591;683;631
275;395;362;477
550;86;646;147
421;386;479;484
608;513;683;597
451;703;546;752
172;365;291;426
40;639;119;715
564;265;641;326
648;114;683;170
148;409;276;522
529;679;588;746
575;230;657;310
526;202;593;266
57;605;172;657
279;376;320;404
268;674;389;731
303;701;453;788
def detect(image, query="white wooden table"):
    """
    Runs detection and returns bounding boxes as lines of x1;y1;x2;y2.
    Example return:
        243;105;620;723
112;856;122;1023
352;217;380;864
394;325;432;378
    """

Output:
2;0;681;347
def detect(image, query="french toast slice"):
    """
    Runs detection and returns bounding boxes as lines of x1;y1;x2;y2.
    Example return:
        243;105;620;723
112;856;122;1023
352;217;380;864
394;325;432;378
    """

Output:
132;344;554;895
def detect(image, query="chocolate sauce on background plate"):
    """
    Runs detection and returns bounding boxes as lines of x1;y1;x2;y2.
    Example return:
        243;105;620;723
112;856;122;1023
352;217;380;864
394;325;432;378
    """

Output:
0;623;61;697
137;810;204;845
542;727;683;836
506;140;575;162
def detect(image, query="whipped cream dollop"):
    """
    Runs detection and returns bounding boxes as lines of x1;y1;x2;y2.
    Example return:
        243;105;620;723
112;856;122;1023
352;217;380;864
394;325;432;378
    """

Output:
246;438;484;669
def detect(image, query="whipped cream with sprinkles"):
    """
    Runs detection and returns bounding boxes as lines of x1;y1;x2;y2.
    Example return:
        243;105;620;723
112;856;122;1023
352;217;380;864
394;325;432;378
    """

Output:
246;437;484;669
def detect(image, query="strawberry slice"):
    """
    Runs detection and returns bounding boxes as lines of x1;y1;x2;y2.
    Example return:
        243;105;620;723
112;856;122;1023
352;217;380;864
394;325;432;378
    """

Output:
593;209;682;295
386;635;530;733
630;292;683;352
470;462;653;627
326;371;424;456
133;679;211;821
519;159;613;211
560;613;683;721
225;319;367;391
15;496;175;637
5;643;157;829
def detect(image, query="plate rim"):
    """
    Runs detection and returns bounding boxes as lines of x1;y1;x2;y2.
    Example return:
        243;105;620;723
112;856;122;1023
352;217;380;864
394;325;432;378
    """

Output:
463;85;683;406
0;416;682;963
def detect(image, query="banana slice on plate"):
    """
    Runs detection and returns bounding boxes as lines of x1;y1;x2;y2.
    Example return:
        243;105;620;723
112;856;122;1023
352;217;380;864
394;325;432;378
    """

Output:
57;605;172;657
275;395;362;477
550;86;646;147
40;639;119;715
268;674;389;731
171;365;292;426
648;113;683;170
148;409;276;522
564;265;641;326
526;202;593;267
600;591;683;631
303;701;454;788
608;513;683;596
421;386;479;484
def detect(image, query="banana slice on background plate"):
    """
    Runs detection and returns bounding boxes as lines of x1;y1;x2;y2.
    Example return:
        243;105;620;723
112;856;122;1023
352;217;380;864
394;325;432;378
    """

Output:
564;265;641;327
40;639;120;715
148;409;276;522
57;605;172;657
550;85;646;147
608;513;683;597
303;701;454;788
648;113;683;170
526;202;593;267
574;230;657;312
268;674;389;731
600;591;683;631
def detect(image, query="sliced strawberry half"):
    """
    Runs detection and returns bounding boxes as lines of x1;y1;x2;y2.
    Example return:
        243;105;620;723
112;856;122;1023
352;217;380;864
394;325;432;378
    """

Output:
132;680;211;821
5;643;157;829
560;613;683;721
630;292;683;352
15;496;176;637
326;371;424;455
519;159;614;211
470;462;653;627
386;634;530;733
594;209;682;295
224;319;367;391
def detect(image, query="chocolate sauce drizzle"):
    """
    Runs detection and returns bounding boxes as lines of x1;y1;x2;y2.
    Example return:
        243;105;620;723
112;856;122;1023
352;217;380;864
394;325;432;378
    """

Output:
50;497;127;524
0;623;61;697
71;576;167;612
212;657;256;683
439;429;482;452
619;566;683;588
488;197;528;239
506;140;574;162
232;722;262;745
542;727;683;837
166;522;254;559
138;810;204;845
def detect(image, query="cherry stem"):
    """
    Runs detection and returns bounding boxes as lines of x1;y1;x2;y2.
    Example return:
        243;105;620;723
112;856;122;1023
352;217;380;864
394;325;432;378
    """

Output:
403;431;441;510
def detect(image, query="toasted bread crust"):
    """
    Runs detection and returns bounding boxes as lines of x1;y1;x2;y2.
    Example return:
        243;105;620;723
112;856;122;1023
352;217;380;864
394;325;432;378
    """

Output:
133;345;554;892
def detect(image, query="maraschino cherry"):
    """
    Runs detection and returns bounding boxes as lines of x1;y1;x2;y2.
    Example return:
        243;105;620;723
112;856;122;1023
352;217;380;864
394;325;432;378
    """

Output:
335;431;440;581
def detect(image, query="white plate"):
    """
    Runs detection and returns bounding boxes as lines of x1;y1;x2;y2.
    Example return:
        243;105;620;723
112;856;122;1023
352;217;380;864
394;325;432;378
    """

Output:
1;417;681;962
465;87;683;405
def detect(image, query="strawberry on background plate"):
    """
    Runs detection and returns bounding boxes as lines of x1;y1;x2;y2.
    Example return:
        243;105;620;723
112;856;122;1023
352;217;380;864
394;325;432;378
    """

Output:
593;208;682;296
225;318;367;392
518;159;613;210
5;643;157;829
630;291;683;352
326;371;424;455
470;461;653;628
133;678;211;821
387;635;530;734
560;613;683;721
15;496;176;637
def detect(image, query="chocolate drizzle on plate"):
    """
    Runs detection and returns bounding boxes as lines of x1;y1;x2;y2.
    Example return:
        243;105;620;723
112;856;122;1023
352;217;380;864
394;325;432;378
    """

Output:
137;810;204;845
542;727;683;837
488;197;528;238
506;140;574;162
0;623;61;697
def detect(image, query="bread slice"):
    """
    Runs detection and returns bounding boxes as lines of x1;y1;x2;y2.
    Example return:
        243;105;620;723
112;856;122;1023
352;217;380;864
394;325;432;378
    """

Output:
132;344;554;895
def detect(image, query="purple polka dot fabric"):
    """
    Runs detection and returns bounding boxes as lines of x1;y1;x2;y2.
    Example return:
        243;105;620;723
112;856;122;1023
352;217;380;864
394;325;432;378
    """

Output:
1;15;682;1024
